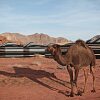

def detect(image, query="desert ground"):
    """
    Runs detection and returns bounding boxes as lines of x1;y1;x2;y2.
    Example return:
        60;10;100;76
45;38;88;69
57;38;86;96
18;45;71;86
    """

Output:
0;56;100;100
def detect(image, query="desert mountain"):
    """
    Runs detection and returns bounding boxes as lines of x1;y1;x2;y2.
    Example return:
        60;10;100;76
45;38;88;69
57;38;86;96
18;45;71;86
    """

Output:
0;35;8;44
0;32;69;45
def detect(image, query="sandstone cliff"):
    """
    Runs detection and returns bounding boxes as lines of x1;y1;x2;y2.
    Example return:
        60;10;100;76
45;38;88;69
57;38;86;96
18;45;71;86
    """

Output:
0;32;69;45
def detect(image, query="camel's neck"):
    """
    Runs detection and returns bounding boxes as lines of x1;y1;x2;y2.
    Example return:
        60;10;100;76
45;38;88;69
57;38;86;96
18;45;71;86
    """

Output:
53;48;67;66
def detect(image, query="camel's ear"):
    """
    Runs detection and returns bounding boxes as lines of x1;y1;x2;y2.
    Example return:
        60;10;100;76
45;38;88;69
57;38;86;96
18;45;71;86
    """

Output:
53;44;60;49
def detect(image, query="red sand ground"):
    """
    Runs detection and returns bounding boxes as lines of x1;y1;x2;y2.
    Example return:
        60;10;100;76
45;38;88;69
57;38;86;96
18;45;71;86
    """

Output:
0;56;100;100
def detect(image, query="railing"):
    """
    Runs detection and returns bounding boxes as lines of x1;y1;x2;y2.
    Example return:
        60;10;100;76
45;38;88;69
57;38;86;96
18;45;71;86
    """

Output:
0;44;99;59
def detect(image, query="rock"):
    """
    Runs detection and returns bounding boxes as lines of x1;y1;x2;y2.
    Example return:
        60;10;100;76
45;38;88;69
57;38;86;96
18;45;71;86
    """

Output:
0;35;8;44
0;32;69;45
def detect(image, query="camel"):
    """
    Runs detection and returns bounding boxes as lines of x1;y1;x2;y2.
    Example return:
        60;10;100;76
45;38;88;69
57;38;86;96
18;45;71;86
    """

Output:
46;40;96;97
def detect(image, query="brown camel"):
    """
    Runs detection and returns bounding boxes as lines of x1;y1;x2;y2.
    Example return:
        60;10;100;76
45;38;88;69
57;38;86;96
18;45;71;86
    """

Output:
46;40;96;97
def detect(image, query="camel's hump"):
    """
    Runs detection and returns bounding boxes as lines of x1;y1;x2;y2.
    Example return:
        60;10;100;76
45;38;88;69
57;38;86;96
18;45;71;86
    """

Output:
75;39;88;48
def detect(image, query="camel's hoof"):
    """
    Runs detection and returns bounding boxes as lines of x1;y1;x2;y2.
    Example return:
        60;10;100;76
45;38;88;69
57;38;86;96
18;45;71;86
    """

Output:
70;93;74;97
58;90;74;97
77;90;83;96
91;89;96;93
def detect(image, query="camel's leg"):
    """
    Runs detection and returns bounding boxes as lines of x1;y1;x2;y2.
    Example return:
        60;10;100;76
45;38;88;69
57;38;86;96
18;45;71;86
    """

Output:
83;68;89;93
74;67;79;87
90;66;96;92
74;68;82;95
67;65;74;97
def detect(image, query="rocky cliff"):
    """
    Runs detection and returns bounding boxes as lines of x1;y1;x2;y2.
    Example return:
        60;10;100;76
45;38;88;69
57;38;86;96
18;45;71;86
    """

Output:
0;33;69;45
0;35;8;44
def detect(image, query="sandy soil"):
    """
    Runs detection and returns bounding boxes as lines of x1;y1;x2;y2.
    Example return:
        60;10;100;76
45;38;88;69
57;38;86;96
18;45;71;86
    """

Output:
0;56;100;100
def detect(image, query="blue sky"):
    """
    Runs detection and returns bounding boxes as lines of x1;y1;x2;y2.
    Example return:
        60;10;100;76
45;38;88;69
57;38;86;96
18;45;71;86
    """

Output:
0;0;100;41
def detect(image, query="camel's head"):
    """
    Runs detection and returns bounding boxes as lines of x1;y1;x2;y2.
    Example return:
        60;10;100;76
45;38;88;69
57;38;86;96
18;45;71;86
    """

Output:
46;44;60;55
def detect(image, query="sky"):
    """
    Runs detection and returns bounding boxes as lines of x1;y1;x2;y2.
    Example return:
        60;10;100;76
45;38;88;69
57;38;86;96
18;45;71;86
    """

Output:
0;0;100;41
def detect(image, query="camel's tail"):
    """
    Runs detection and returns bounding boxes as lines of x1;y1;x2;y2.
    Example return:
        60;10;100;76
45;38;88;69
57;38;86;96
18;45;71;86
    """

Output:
75;39;87;48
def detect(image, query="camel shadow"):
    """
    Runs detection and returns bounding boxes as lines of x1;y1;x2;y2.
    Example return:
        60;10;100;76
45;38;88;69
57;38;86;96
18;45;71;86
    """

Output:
0;67;70;92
